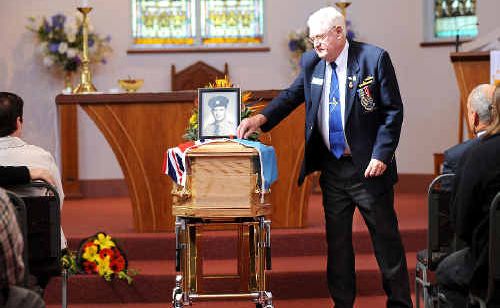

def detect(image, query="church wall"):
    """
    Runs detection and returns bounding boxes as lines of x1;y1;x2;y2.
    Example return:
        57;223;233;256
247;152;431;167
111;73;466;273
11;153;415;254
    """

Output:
0;0;498;181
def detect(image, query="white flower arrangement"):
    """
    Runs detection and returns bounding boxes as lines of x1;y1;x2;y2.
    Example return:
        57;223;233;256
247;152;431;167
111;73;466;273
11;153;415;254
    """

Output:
27;13;112;73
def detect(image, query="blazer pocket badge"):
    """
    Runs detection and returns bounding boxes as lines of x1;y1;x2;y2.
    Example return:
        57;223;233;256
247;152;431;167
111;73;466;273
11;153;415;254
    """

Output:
311;77;324;86
357;85;375;112
357;75;374;88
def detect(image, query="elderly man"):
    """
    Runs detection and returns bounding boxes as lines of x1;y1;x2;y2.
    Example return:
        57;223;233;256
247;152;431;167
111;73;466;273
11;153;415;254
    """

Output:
203;95;236;136
237;6;411;307
0;92;65;249
436;85;500;307
442;84;496;178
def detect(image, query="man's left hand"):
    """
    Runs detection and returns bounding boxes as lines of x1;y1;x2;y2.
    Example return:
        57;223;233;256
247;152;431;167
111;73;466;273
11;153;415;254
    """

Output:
364;159;387;178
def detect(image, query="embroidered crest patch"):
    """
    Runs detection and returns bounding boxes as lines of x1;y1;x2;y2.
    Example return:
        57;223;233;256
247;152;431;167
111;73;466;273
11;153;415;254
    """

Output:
357;86;375;112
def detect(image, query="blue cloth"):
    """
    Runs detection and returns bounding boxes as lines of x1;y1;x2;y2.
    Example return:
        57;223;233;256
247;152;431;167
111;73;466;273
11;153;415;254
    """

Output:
328;62;345;158
233;139;278;191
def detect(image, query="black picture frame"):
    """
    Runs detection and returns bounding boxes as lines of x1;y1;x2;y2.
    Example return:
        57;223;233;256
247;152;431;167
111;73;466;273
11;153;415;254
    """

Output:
198;87;241;140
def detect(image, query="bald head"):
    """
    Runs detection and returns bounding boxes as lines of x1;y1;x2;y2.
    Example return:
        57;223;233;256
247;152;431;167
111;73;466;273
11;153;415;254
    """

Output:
468;84;495;124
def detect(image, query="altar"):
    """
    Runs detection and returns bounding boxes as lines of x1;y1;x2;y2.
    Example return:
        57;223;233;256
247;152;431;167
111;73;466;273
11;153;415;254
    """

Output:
56;91;313;232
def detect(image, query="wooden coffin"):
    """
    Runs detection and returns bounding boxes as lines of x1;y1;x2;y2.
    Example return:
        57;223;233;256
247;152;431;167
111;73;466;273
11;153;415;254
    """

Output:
172;141;272;218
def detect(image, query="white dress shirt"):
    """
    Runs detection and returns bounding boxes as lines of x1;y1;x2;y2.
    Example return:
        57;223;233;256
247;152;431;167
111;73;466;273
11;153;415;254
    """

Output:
317;41;351;154
0;136;67;248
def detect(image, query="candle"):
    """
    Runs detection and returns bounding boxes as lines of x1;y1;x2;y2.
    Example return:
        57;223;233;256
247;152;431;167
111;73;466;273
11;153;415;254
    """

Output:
79;0;90;7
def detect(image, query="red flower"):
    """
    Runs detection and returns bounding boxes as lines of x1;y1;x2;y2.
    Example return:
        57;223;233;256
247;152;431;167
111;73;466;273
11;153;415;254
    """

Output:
110;255;125;272
83;261;98;274
99;248;114;259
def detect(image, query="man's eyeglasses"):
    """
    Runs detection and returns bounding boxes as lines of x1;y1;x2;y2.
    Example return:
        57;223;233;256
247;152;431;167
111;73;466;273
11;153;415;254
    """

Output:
307;25;341;45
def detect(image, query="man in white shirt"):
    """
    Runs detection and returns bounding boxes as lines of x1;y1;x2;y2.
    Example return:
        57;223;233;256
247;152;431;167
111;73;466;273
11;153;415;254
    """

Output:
0;92;66;249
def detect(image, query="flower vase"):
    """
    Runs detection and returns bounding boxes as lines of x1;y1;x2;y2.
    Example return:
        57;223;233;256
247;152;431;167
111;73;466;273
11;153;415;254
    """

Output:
63;71;73;94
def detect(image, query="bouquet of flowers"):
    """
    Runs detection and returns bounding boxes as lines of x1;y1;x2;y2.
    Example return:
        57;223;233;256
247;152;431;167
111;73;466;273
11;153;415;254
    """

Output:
74;232;136;284
183;76;260;141
27;13;112;73
287;29;312;72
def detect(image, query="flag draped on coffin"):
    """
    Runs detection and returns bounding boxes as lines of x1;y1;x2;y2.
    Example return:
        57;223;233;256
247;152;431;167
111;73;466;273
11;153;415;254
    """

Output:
163;139;278;192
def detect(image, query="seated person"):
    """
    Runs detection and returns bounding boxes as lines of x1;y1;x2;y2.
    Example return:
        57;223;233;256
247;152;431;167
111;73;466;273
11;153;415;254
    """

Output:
442;84;495;177
0;166;55;186
0;188;45;308
202;95;236;136
0;92;66;249
437;86;500;307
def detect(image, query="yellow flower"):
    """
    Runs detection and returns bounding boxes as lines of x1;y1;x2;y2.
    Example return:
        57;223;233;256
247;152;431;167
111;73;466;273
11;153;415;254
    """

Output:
83;244;99;262
94;233;116;249
96;255;114;277
242;91;252;103
189;113;197;125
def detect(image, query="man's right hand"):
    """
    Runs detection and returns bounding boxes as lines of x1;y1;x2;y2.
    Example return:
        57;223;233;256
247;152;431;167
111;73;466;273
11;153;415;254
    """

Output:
28;167;55;186
237;114;267;139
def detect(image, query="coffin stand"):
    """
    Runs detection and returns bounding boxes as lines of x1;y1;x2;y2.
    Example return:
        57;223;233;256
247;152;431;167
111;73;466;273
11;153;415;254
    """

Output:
171;142;274;308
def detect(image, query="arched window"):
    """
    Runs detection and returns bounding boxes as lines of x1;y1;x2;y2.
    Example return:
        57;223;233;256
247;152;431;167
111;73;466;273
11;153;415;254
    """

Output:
132;0;265;48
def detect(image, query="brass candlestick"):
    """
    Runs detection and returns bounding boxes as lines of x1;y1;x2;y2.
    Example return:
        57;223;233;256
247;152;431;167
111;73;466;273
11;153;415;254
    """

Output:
74;7;97;94
334;1;352;18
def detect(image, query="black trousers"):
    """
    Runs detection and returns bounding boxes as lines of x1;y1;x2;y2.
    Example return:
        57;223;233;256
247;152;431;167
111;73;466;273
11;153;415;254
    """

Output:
319;154;412;308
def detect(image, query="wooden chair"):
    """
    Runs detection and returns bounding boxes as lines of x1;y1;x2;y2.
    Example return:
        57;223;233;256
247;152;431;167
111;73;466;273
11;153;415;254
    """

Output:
433;153;444;177
171;61;229;91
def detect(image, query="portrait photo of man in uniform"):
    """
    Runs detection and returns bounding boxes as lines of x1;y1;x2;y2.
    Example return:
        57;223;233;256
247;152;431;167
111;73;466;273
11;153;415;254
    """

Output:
199;88;240;139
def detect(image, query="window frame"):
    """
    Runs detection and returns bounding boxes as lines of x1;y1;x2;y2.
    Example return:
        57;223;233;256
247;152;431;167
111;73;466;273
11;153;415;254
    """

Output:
130;0;268;52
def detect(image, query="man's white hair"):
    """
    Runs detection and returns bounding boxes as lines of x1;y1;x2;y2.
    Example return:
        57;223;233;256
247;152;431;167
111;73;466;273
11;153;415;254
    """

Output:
468;84;495;124
307;6;346;35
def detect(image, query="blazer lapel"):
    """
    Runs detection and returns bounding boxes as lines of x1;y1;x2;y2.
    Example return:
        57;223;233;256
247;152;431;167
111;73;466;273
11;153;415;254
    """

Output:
344;47;360;124
310;59;326;118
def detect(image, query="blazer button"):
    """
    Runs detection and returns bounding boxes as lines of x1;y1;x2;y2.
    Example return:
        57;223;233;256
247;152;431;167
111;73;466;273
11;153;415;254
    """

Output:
309;125;313;130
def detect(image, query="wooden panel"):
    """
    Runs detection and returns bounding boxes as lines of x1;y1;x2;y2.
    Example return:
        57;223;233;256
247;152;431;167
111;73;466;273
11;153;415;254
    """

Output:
56;91;311;231
450;51;490;140
58;104;82;198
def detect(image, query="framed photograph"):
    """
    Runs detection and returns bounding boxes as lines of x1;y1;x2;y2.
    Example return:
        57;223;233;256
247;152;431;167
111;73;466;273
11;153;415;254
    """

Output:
198;87;241;139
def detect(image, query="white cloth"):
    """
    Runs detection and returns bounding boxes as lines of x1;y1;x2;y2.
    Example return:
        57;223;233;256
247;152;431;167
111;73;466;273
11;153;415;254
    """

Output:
317;41;351;153
0;136;66;248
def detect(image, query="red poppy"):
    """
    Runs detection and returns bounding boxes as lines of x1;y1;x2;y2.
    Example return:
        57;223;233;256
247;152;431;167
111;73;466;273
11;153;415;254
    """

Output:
99;248;114;259
83;261;97;274
110;256;125;272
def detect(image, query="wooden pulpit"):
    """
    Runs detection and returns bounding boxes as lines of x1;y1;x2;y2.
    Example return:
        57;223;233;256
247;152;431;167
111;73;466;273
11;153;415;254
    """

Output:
450;51;490;141
56;91;313;232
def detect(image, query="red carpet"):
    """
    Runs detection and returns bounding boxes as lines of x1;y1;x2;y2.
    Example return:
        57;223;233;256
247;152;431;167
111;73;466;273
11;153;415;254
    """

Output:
44;192;427;307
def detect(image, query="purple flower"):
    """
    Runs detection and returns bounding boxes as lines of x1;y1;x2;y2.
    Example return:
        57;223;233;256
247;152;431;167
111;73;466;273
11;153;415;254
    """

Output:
288;39;299;52
105;35;111;43
49;43;59;53
101;58;107;64
51;14;66;30
88;38;94;48
42;19;51;33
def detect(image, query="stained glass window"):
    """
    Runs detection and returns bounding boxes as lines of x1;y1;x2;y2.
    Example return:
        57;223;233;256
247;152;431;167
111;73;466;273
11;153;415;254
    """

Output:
132;0;265;48
433;0;478;39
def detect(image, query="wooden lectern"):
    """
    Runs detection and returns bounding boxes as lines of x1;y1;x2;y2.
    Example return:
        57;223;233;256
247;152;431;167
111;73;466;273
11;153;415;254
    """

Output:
450;51;490;141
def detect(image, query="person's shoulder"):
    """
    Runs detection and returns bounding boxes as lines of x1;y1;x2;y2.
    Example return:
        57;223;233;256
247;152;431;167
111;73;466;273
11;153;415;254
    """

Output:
301;50;320;67
444;139;477;159
350;40;386;56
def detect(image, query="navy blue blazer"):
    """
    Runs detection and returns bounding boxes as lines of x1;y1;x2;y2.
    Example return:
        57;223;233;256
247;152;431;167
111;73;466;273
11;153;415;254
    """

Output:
442;138;479;175
261;41;403;194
